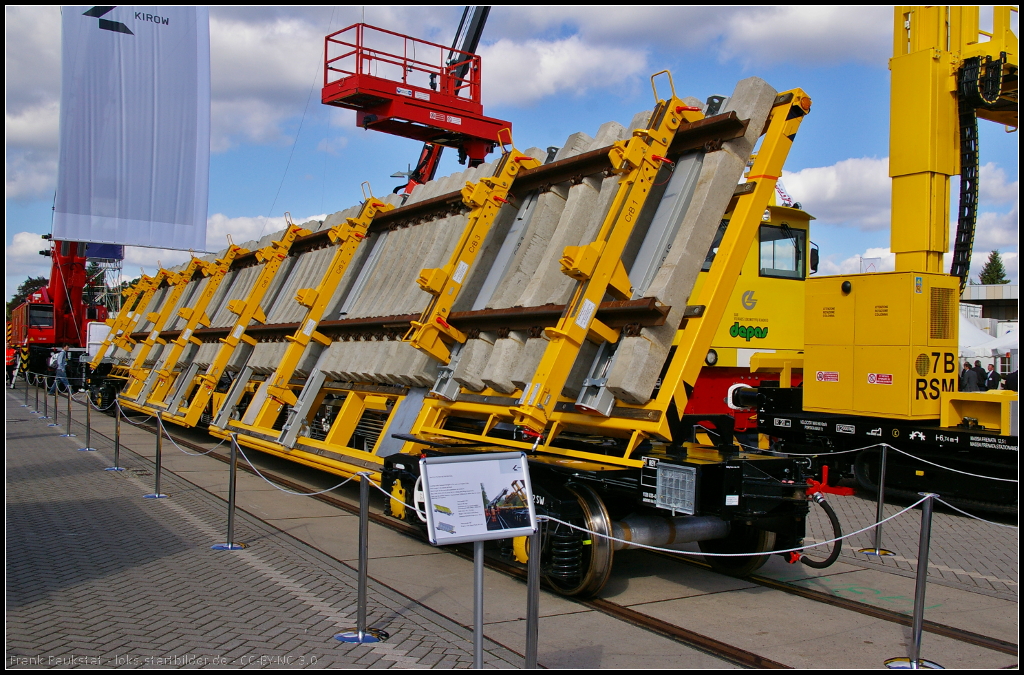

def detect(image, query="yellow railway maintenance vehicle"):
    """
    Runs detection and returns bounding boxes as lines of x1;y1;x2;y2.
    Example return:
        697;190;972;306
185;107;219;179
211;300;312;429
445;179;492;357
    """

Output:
741;6;1019;512
97;71;829;598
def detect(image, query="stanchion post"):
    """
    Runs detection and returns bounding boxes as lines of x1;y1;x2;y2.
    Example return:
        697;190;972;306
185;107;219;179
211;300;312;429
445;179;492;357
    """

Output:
525;529;541;669
212;433;246;550
34;374;40;412
62;387;76;437
42;380;48;418
859;444;894;557
474;539;484;669
106;402;124;471
47;383;59;427
884;493;941;669
80;392;95;451
144;411;168;498
334;472;387;644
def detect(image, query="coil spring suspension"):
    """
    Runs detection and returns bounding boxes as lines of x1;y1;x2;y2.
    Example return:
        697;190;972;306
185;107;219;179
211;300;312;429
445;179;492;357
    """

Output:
548;528;583;582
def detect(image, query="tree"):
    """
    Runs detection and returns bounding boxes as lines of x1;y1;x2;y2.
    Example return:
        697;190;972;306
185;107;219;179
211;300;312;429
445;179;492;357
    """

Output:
978;250;1010;285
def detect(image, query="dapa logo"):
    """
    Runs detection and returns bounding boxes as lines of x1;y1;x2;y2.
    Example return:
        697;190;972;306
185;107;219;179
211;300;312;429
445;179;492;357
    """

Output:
730;322;769;341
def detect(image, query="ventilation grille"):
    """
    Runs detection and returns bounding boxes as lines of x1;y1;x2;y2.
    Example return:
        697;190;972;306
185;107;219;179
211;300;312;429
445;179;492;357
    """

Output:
930;287;955;340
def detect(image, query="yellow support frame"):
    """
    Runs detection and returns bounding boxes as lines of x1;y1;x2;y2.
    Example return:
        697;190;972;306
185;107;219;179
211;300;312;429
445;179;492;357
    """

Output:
88;270;165;369
399;89;811;469
228;195;394;434
120;257;207;400
145;243;248;407
511;79;703;431
156;222;312;426
405;144;540;363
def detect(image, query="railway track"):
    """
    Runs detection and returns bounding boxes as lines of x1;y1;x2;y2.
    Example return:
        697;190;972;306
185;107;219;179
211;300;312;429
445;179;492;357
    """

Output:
75;404;1016;669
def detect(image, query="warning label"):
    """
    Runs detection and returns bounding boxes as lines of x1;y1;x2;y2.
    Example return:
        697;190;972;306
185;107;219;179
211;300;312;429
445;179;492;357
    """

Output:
867;373;893;385
815;371;840;382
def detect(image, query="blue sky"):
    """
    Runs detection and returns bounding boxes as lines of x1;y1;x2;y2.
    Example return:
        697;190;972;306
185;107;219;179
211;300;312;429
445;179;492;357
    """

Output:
6;6;1019;301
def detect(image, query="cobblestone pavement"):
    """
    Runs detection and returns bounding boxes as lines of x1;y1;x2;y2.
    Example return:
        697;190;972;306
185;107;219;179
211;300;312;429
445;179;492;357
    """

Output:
803;478;1018;601
5;391;520;669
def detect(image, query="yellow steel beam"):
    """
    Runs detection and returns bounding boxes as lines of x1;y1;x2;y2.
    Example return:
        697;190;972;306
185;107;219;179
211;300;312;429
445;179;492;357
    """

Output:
405;145;540;363
660;91;810;418
146;243;248;407
120;257;207;399
88;270;161;369
511;78;703;432
238;195;393;431
166;222;311;427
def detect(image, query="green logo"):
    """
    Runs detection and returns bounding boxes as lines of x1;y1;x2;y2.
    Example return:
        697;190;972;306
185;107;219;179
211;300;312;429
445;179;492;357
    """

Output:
730;322;769;342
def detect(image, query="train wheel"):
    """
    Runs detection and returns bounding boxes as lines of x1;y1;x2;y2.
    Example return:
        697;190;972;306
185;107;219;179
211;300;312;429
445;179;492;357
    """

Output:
698;523;775;576
544;484;614;598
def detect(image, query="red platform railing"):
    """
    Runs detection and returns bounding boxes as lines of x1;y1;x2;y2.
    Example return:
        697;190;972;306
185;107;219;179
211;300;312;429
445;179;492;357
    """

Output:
325;23;482;104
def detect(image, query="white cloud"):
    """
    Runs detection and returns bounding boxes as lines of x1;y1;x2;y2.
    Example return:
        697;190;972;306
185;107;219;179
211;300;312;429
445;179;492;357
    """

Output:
478;36;647;106
816;246;896;277
979;162;1019;205
718;7;891;66
782;157;891;230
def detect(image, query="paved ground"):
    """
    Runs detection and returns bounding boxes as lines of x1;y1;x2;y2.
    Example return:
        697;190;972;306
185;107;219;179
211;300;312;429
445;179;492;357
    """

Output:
5;383;1018;668
5;389;521;669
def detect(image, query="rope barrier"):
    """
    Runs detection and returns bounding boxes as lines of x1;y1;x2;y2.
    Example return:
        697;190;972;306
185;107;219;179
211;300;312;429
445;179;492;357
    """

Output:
366;478;929;558
535;496;929;558
114;401;155;425
234;444;357;496
934;497;1019;529
770;441;1018;483
158;425;227;456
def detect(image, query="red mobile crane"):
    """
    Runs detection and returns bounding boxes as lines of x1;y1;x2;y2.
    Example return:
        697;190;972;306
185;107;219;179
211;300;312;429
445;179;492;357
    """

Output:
9;237;109;379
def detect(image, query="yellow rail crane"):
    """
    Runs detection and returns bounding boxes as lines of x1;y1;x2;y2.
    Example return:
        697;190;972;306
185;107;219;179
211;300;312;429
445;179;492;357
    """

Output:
743;6;1018;511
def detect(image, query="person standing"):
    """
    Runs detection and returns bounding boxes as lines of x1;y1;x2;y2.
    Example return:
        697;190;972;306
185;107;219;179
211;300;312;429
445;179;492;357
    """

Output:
985;364;1003;391
49;345;71;394
5;345;16;388
973;360;988;391
960;361;980;392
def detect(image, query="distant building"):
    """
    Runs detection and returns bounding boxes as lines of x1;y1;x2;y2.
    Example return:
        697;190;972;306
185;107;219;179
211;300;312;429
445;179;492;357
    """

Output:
960;284;1018;321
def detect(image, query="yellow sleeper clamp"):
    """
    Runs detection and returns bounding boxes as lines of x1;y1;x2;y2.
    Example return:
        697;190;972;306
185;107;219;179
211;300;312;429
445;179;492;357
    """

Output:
405;135;540;363
512;72;703;432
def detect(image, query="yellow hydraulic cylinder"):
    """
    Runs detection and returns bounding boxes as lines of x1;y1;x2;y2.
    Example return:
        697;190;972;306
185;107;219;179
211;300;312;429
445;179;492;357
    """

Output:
121;257;207;399
89;271;161;369
659;91;811;418
405;144;540;363
167;222;312;428
146;244;248;406
243;195;394;431
512;74;702;432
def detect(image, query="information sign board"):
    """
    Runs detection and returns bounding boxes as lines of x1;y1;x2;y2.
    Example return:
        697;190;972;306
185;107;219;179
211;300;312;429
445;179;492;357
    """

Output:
420;452;537;546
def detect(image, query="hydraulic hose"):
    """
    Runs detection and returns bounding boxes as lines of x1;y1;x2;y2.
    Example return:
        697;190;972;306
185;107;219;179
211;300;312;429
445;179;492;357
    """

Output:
801;493;843;569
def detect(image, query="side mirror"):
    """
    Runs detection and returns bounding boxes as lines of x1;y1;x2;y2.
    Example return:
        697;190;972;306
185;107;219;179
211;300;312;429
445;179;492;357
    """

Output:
809;243;819;275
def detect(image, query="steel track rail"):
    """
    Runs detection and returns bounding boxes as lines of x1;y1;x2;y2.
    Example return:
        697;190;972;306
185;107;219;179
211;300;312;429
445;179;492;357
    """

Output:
83;408;1018;664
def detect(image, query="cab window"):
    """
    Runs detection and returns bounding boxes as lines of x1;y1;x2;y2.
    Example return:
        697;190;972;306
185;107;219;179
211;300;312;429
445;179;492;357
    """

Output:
759;224;805;279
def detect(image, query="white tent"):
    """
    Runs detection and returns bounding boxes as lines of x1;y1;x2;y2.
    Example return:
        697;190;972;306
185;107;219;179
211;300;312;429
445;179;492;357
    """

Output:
958;316;995;356
962;329;1019;358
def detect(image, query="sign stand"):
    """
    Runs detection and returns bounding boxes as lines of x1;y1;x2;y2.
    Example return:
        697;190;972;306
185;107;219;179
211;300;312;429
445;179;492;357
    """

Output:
419;451;538;669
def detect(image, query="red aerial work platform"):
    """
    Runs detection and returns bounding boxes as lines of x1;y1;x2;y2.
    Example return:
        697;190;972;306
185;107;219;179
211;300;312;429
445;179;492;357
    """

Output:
322;23;510;167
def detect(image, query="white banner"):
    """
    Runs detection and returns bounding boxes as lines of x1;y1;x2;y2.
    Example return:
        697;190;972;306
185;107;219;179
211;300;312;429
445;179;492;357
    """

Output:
54;6;210;251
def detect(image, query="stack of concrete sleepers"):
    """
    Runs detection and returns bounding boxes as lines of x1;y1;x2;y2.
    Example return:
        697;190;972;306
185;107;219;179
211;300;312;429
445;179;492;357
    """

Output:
314;158;525;388
447;77;777;406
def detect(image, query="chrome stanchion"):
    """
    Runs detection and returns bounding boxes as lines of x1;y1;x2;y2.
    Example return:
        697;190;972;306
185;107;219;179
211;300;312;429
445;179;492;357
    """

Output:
32;374;41;414
22;372;29;405
473;540;485;669
884;494;942;670
525;529;541;669
105;401;125;471
46;385;59;426
143;411;168;498
79;392;96;451
335;472;387;644
61;388;76;437
212;433;247;551
859;445;894;556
